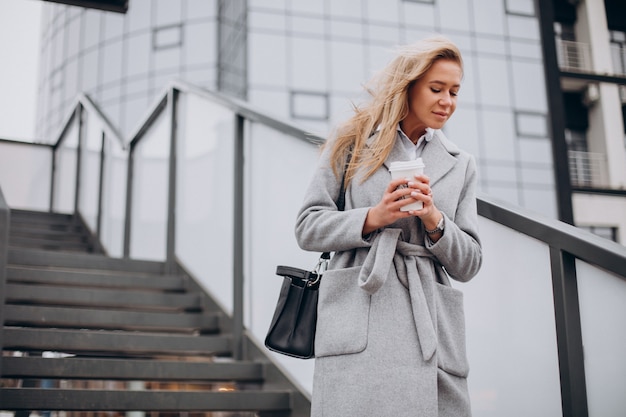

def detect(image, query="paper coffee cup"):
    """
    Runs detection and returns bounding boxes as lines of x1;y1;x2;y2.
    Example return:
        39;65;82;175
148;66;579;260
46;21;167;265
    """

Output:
389;158;426;211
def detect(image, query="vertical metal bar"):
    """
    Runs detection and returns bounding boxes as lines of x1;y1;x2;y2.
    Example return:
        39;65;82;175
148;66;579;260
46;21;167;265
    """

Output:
535;0;575;224
50;144;57;213
0;187;10;378
232;114;245;361
123;146;135;259
74;104;84;215
550;247;588;417
165;88;178;274
97;132;106;240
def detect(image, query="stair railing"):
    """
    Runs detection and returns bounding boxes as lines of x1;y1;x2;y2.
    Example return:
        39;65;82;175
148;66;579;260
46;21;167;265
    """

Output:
0;187;9;377
2;80;626;416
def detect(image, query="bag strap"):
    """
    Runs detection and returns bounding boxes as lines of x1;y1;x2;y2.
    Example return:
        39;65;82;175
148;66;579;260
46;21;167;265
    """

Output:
321;150;352;261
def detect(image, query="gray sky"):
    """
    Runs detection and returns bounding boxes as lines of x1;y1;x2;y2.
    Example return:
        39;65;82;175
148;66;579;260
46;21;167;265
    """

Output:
0;0;42;141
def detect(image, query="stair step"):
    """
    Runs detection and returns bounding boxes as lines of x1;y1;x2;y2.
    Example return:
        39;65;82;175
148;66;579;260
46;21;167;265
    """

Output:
7;266;186;290
9;236;93;252
9;247;166;274
10;209;74;222
4;327;232;357
4;304;219;332
2;356;264;381
0;388;292;412
10;227;87;240
5;283;200;311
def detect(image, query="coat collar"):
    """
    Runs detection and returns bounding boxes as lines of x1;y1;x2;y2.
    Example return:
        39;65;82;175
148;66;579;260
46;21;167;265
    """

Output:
368;129;460;187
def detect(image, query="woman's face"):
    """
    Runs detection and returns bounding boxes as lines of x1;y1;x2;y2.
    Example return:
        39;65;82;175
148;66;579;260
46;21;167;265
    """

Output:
403;59;462;136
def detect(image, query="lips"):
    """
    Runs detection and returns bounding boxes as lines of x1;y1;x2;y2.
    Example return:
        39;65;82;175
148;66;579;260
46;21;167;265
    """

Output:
433;112;448;119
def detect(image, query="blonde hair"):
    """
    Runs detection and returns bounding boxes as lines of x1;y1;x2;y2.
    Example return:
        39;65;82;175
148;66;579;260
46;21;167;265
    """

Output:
328;35;463;185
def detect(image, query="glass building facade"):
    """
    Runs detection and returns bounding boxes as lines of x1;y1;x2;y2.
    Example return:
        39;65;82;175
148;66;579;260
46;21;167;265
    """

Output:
37;0;557;218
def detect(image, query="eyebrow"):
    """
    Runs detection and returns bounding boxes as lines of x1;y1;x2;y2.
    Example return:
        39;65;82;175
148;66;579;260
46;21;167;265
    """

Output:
429;80;461;88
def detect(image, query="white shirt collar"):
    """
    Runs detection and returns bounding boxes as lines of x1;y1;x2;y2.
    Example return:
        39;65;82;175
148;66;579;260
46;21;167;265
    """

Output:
397;125;434;159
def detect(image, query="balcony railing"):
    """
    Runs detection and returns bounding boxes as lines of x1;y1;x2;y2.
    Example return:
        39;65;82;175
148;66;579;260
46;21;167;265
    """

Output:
557;39;626;77
568;150;609;188
1;81;626;417
556;39;592;73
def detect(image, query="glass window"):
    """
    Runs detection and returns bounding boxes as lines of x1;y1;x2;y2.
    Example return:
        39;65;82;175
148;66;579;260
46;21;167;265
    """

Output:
438;0;471;31
472;0;505;36
127;1;151;33
329;0;362;19
329;40;366;94
476;56;511;107
402;2;435;29
330;19;363;40
516;111;547;137
248;32;287;87
104;12;124;41
290;91;328;120
186;0;217;19
67;16;81;59
366;0;400;23
81;49;100;92
507;15;540;40
290;1;324;14
153;25;183;50
184;21;216;67
250;10;287;32
290;15;324;36
505;0;535;16
155;0;182;26
101;41;123;85
291;37;326;90
368;24;400;44
126;32;151;78
83;10;101;50
511;61;546;112
481;109;517;161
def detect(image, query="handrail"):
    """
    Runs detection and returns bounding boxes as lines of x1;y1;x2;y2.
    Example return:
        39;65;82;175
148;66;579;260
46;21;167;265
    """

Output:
478;194;626;279
50;94;126;150
0;186;10;379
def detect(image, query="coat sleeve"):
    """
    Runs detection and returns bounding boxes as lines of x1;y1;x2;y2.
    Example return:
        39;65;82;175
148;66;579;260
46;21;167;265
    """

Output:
426;154;482;282
295;145;372;253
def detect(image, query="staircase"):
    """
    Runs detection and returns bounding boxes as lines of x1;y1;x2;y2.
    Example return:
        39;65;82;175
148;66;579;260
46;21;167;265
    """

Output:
0;209;309;416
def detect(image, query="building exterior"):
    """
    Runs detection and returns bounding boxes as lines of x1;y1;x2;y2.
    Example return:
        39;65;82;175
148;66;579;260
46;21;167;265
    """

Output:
35;0;626;243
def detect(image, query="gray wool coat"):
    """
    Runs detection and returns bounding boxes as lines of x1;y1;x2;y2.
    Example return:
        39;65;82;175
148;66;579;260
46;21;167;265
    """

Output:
295;129;482;417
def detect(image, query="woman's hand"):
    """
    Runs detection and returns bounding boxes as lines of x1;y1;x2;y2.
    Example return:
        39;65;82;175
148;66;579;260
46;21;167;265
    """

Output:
362;174;443;240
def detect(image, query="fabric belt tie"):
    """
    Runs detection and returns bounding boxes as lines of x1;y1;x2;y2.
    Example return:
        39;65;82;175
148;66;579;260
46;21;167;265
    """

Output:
358;228;437;361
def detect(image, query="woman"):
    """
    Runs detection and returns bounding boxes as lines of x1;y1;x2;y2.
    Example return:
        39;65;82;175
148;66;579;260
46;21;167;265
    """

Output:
295;36;482;416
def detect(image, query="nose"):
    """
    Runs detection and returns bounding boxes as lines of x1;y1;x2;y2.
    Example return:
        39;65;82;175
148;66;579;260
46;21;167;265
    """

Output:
439;94;452;106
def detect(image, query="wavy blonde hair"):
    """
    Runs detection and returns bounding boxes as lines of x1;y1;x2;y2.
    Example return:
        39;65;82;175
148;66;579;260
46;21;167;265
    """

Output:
328;35;463;185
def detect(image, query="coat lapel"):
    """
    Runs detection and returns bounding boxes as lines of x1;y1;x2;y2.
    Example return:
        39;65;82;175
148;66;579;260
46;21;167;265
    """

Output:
420;130;459;187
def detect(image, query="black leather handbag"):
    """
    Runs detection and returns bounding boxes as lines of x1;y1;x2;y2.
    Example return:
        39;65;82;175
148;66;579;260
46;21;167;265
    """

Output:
265;155;349;359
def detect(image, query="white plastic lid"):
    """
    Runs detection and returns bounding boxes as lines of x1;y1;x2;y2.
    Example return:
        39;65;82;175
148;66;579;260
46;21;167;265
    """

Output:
388;158;425;171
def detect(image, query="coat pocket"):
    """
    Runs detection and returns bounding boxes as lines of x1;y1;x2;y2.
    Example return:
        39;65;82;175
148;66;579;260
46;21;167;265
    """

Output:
436;283;470;377
315;266;370;357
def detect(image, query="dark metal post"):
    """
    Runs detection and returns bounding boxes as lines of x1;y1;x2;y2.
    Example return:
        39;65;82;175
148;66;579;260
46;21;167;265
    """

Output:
123;146;135;259
165;88;179;274
550;248;588;417
74;104;84;215
232;114;245;360
50;145;57;213
536;0;575;224
0;188;9;378
97;132;106;240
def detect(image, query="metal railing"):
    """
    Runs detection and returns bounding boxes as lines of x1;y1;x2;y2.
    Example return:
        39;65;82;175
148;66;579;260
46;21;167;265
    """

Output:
568;150;609;188
556;39;592;73
1;81;626;416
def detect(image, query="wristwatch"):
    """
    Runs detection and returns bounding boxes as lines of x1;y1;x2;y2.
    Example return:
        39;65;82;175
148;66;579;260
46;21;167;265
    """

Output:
425;216;445;235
